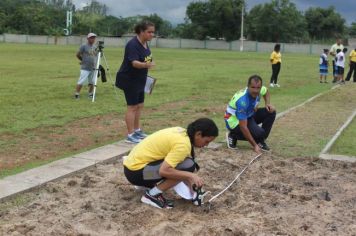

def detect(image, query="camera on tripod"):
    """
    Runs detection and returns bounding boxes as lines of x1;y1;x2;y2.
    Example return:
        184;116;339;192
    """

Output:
98;41;104;51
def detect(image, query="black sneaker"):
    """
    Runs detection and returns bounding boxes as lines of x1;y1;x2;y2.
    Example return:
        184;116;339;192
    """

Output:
88;93;94;99
141;190;173;209
226;132;237;149
74;94;79;99
258;141;270;151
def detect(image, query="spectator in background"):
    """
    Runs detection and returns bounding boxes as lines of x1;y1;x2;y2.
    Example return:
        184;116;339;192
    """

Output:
319;49;329;83
345;47;356;82
74;33;97;99
329;38;344;83
335;48;348;84
270;44;282;88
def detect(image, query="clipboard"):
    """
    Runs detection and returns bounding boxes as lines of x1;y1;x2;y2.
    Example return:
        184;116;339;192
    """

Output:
144;75;157;94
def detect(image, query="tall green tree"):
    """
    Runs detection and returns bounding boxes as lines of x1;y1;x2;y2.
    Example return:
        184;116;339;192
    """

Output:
246;0;307;42
82;0;107;16
185;0;244;41
305;6;346;40
349;22;356;36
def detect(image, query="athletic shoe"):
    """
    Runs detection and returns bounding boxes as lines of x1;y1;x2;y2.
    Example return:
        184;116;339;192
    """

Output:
270;83;274;88
274;83;280;88
320;81;323;83
125;134;141;144
88;93;93;98
226;132;237;149
258;141;270;151
332;79;337;83
134;130;148;139
141;190;173;209
74;94;79;99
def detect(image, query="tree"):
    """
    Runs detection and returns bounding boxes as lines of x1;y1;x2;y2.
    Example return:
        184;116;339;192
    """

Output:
246;0;307;42
349;22;356;37
82;0;107;16
305;6;346;40
184;0;244;41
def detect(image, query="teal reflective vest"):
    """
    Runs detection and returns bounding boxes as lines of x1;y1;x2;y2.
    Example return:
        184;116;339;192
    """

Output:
225;86;267;129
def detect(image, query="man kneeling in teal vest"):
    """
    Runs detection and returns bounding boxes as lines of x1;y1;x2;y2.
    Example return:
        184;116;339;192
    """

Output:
224;75;276;154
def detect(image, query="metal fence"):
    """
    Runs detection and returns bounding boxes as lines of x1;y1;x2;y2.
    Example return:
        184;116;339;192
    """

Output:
0;33;348;55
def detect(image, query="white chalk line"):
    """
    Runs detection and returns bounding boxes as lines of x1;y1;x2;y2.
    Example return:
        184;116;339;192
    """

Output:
319;109;356;163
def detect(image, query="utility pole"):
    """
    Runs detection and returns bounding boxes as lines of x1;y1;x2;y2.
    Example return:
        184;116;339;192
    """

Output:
64;10;73;36
240;1;244;52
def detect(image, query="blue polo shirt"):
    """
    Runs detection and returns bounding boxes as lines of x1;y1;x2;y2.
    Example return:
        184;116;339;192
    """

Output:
236;89;260;120
116;37;153;91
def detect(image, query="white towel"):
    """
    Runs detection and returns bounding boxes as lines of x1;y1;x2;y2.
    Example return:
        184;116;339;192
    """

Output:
173;182;196;200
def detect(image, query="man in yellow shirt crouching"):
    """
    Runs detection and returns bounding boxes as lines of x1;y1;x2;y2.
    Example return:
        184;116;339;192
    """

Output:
123;118;219;209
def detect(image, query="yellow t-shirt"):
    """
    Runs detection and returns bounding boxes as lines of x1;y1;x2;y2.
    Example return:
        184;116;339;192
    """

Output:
270;51;281;64
124;127;191;171
350;50;356;63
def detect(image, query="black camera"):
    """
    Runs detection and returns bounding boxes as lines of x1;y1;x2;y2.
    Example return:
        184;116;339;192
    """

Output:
98;41;104;51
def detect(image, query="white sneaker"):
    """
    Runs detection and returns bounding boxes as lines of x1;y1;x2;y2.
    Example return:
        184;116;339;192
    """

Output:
275;84;280;87
270;83;274;88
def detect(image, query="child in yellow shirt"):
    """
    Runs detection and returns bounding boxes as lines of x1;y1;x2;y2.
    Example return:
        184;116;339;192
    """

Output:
270;44;282;88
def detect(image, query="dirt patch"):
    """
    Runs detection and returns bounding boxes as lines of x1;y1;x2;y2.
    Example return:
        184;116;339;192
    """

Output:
1;148;355;235
0;98;217;171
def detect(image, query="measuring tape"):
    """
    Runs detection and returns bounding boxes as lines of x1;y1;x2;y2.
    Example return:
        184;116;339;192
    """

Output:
204;153;263;211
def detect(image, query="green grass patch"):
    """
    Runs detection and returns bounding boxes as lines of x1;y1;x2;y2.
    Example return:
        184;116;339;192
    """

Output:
0;43;332;134
330;117;356;156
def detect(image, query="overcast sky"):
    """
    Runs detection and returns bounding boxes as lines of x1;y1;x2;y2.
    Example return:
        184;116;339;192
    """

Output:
72;0;355;25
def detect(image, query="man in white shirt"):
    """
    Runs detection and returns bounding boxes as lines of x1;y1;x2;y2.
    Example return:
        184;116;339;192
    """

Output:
329;38;344;83
335;48;348;84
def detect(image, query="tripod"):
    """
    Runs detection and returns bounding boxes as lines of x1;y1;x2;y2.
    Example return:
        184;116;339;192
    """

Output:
91;43;120;102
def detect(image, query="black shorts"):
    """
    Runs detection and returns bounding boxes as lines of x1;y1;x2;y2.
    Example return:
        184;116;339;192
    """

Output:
124;158;196;188
123;89;145;106
337;66;344;75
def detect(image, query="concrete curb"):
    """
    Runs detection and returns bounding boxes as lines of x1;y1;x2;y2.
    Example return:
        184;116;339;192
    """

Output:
0;141;134;201
319;109;356;162
319;154;356;163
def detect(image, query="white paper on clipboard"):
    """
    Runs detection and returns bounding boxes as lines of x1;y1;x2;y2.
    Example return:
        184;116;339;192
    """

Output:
144;76;157;94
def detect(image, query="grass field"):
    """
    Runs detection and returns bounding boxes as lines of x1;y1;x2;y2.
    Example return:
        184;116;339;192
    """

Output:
330;118;356;156
1;42;354;177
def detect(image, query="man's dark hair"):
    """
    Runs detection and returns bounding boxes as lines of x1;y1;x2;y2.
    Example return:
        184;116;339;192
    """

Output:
134;21;155;34
343;48;348;53
323;49;329;53
274;44;281;52
187;118;219;158
247;74;263;87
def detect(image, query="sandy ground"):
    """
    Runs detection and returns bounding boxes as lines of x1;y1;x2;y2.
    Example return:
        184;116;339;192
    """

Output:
1;147;355;236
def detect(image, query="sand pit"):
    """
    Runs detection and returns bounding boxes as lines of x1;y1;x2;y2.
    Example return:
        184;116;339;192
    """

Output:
1;148;355;235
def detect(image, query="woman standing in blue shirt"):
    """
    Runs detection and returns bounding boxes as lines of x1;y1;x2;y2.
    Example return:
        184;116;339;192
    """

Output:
116;21;155;143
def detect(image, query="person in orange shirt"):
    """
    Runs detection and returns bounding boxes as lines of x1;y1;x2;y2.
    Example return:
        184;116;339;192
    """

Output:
270;44;282;88
345;48;356;82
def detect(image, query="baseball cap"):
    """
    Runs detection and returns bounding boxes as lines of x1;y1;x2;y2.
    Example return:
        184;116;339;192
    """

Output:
87;33;97;38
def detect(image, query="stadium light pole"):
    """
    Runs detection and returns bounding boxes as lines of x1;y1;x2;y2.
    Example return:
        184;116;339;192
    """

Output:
240;0;244;52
